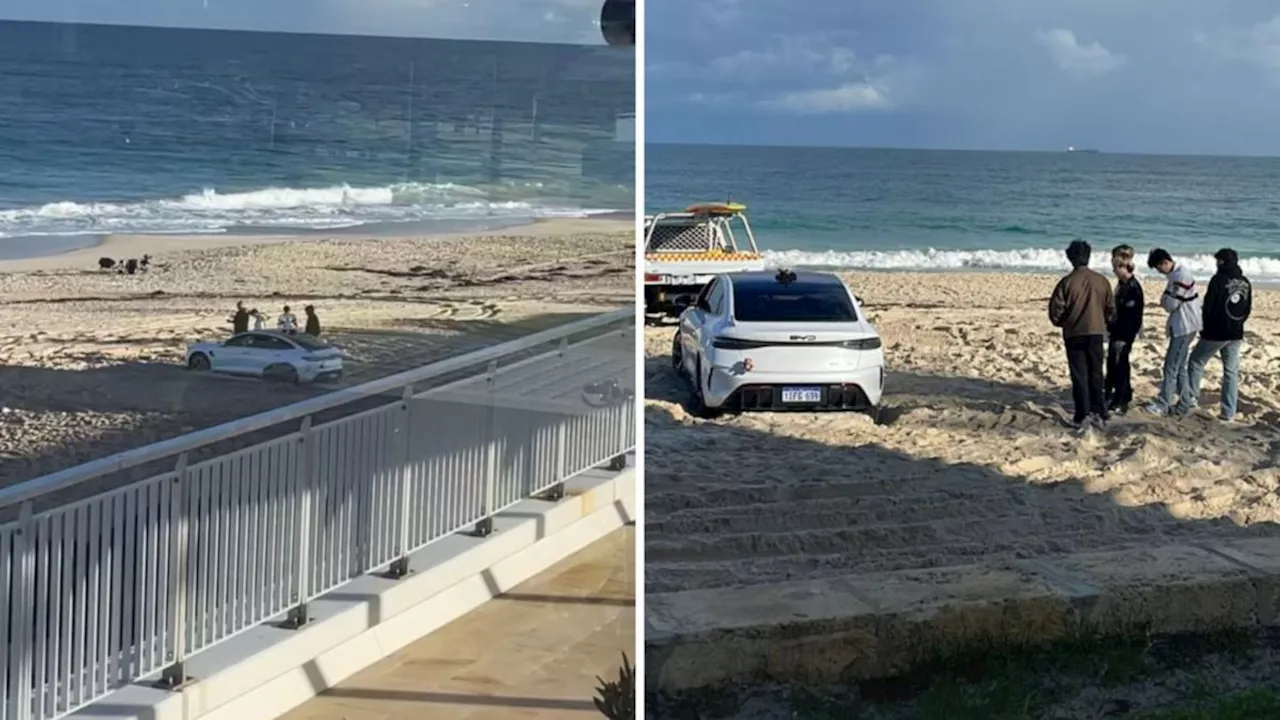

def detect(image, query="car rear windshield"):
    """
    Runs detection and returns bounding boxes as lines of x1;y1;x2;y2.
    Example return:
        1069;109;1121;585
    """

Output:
732;283;857;322
292;335;330;351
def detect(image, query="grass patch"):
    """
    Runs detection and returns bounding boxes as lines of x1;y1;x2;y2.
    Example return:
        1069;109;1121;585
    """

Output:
647;627;1277;719
1139;688;1280;719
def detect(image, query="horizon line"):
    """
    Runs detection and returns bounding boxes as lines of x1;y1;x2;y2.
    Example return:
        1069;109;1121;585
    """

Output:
646;140;1280;160
0;15;606;47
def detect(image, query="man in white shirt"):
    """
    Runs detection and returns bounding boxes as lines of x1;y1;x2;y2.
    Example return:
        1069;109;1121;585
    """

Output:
1144;248;1202;416
277;305;298;334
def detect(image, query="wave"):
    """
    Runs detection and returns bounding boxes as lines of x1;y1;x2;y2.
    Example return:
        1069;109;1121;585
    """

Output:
763;247;1280;281
0;181;618;238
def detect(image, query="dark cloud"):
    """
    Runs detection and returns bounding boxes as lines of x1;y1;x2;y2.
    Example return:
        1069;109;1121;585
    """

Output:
647;0;1280;155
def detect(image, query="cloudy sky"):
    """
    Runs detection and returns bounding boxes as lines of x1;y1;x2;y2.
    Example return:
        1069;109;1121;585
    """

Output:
0;0;607;44
647;0;1280;155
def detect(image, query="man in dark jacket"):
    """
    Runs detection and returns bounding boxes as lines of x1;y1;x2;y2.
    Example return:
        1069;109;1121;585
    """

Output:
229;301;249;334
1105;245;1144;415
1179;248;1251;421
304;305;321;336
1049;239;1117;430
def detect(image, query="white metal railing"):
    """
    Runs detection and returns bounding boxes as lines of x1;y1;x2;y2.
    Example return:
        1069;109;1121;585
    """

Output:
0;310;634;720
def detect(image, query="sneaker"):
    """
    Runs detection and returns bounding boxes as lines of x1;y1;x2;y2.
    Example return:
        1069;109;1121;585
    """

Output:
1091;414;1109;430
1143;402;1169;416
1107;403;1129;417
1067;416;1088;430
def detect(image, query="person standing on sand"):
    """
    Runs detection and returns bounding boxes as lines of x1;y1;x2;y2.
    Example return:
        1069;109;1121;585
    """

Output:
1105;245;1144;415
249;308;266;330
1144;248;1203;416
304;305;321;336
277;305;298;334
1049;239;1116;430
1178;248;1252;421
229;301;249;334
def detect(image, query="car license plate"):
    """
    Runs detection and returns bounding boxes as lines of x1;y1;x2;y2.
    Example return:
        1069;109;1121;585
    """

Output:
669;275;696;285
781;386;822;403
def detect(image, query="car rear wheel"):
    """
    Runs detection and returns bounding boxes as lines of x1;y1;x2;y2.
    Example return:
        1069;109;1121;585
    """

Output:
188;353;210;371
265;364;300;385
689;360;721;419
670;333;683;373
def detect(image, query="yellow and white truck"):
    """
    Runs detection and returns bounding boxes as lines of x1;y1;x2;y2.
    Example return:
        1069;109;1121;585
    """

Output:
642;203;766;322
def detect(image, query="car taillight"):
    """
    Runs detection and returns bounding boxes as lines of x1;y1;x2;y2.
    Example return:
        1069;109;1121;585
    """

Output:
841;337;882;350
643;273;661;282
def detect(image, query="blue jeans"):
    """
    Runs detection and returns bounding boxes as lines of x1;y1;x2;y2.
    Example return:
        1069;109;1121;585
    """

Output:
1155;333;1194;410
1182;339;1242;418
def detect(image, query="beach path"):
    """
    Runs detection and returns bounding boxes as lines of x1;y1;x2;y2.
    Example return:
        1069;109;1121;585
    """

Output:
279;526;634;720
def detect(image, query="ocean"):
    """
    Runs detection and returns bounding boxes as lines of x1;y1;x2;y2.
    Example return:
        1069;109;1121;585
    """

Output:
0;20;633;253
646;144;1280;282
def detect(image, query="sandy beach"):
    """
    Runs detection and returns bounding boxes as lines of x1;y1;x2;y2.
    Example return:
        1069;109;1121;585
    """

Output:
645;270;1280;594
0;218;632;488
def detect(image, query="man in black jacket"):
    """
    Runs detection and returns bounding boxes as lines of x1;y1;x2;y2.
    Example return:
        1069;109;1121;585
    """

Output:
1105;245;1144;415
1179;248;1251;421
228;301;249;334
304;305;321;336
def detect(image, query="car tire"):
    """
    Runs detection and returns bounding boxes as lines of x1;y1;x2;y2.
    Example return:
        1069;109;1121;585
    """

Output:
689;360;721;419
188;353;210;371
670;333;683;373
266;364;300;385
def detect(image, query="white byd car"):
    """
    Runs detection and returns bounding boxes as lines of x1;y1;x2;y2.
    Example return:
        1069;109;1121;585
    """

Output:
185;331;344;384
674;269;885;417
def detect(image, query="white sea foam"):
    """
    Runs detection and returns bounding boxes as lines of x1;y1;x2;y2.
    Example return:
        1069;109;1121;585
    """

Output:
764;247;1280;282
0;181;617;238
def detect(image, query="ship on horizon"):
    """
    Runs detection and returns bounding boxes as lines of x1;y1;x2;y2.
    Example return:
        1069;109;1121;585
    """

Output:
1066;146;1100;153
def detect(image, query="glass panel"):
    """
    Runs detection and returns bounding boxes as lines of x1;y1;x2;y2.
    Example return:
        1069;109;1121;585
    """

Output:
0;7;634;242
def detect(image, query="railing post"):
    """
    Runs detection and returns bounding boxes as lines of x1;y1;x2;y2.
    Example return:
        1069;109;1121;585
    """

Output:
607;382;629;472
472;361;499;537
388;386;414;578
283;416;314;629
12;502;35;720
605;325;629;472
537;337;572;502
540;417;567;502
157;453;192;689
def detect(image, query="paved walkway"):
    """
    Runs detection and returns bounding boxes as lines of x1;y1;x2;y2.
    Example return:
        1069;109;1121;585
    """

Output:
281;527;635;720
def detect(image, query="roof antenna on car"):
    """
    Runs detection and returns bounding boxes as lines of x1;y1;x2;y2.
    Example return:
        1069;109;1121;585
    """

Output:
775;268;796;284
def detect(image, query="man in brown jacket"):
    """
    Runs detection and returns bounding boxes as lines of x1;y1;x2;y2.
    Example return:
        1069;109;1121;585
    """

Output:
1049;239;1117;430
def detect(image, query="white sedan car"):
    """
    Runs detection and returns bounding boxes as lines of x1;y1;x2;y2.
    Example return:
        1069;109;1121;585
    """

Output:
185;331;344;384
674;269;885;416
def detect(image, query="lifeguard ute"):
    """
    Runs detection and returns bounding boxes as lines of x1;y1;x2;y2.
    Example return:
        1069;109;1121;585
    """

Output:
642;203;766;322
